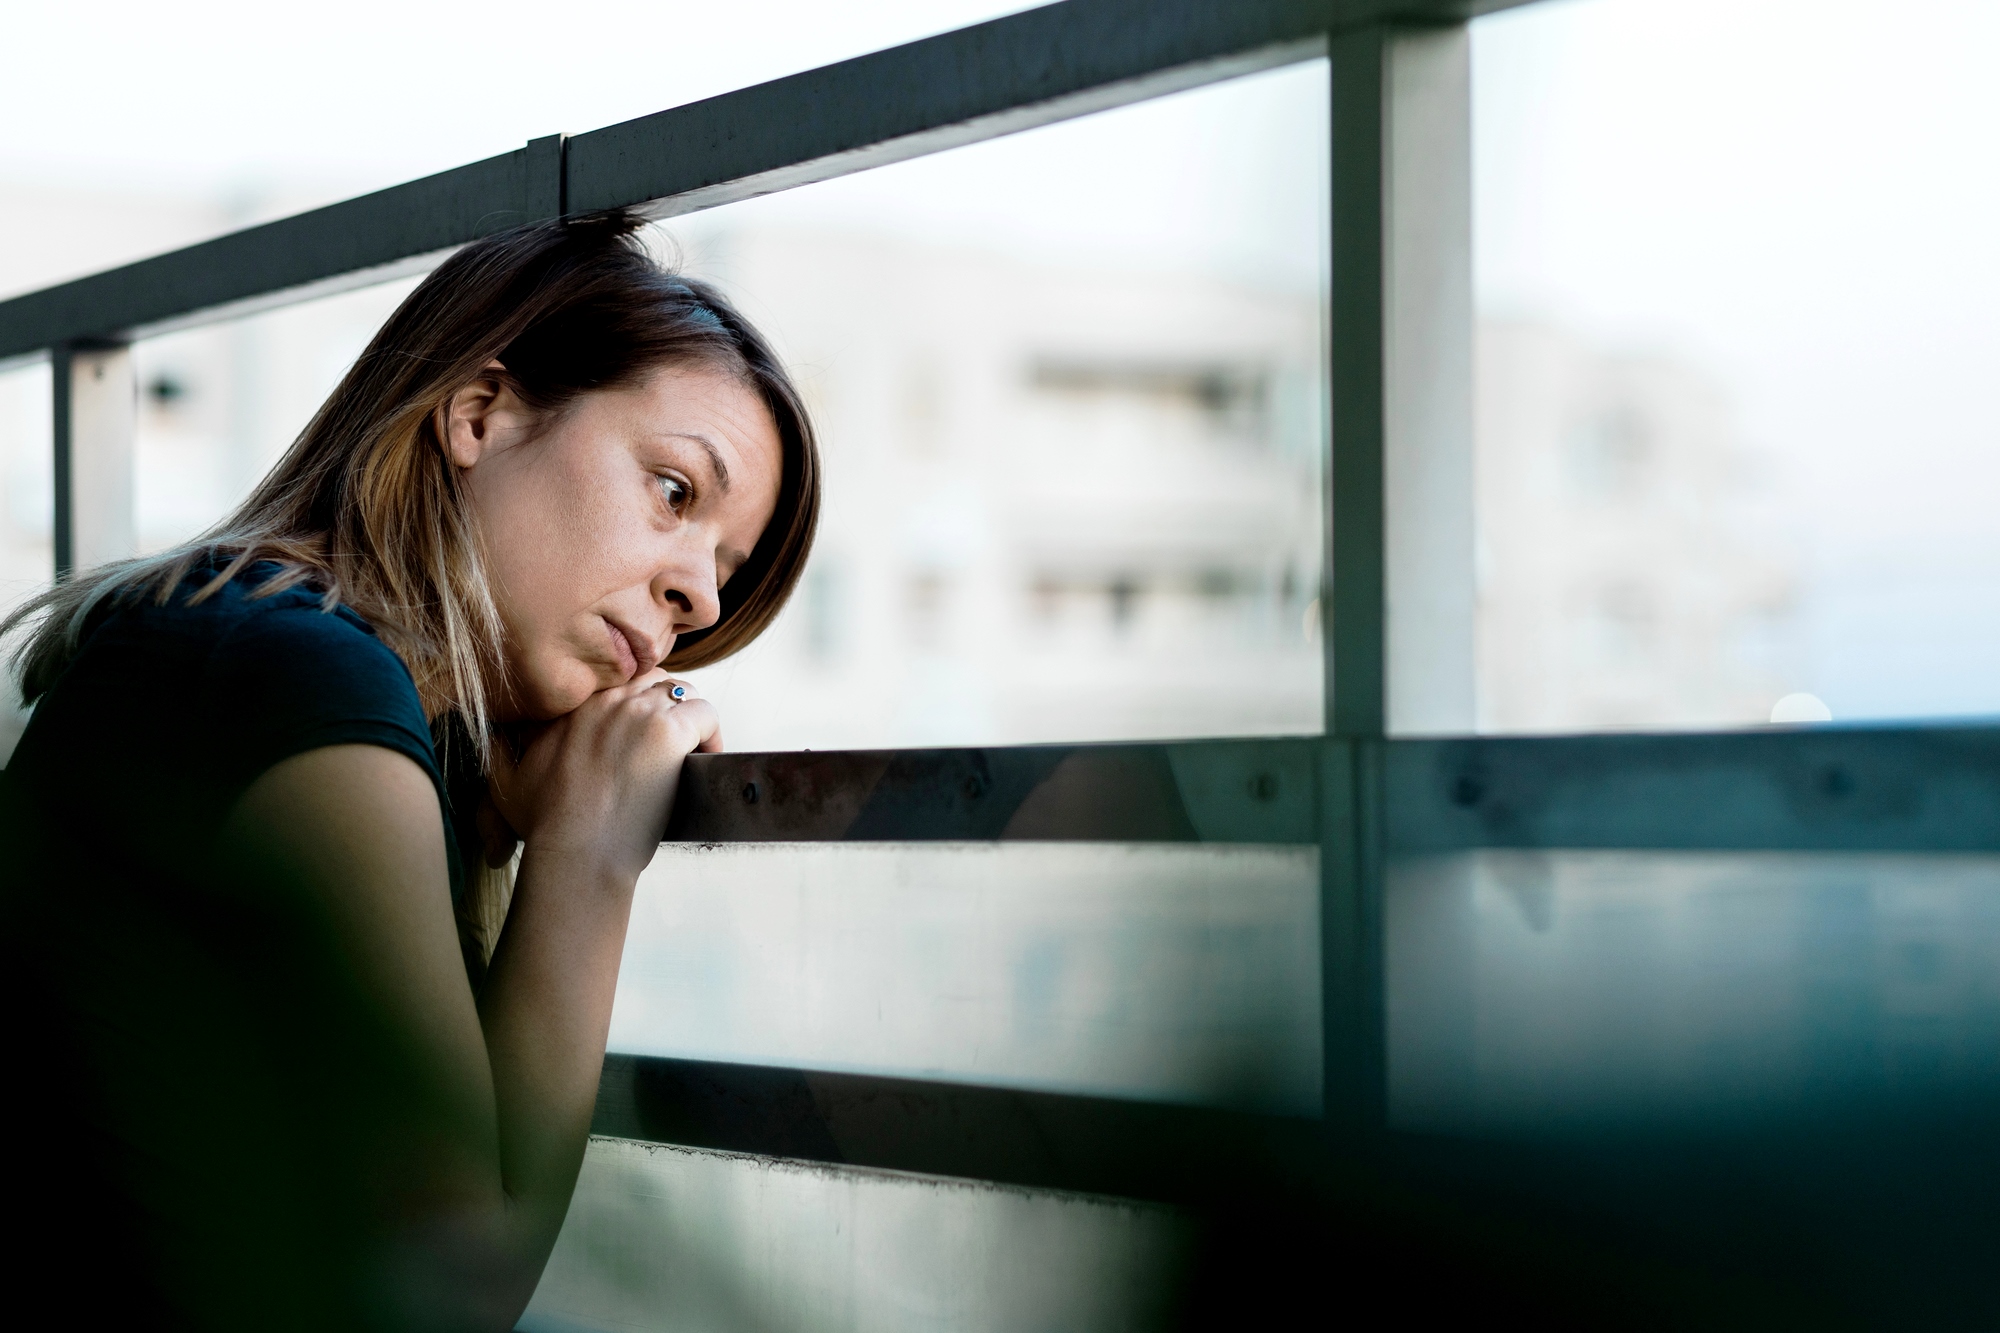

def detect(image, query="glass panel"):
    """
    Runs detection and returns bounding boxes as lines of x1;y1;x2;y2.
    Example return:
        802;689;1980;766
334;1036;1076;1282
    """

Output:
0;358;52;757
1388;850;2000;1134
612;843;1320;1116
667;61;1330;748
132;277;425;554
17;62;1331;753
0;359;52;591
1472;0;2000;731
525;1138;1192;1333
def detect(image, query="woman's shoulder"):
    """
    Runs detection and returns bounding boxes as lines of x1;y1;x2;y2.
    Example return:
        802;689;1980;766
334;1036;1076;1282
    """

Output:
184;562;401;666
97;562;411;698
19;560;440;798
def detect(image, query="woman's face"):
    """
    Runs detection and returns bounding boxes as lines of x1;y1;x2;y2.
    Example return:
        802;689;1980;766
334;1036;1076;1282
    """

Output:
446;362;783;721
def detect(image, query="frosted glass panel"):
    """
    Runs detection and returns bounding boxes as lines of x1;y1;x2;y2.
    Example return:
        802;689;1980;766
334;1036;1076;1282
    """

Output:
612;843;1321;1116
525;1138;1192;1333
1389;850;2000;1133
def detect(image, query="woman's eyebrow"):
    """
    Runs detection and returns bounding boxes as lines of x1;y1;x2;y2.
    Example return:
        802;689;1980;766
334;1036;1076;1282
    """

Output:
666;431;731;493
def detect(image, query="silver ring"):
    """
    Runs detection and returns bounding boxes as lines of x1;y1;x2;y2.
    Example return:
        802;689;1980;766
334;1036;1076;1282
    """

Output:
667;684;689;701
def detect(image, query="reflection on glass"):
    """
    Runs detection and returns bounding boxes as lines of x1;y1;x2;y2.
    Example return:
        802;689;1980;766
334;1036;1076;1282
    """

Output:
1389;850;2000;1133
612;843;1321;1116
1472;0;2000;731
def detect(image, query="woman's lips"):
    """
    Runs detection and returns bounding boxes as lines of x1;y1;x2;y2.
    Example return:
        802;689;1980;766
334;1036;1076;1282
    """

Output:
604;619;639;680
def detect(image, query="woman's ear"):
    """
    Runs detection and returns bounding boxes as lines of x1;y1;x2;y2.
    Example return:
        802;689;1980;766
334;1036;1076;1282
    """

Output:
442;361;522;470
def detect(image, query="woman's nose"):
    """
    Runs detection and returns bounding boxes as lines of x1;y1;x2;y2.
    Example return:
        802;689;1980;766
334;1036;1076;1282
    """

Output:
658;562;721;632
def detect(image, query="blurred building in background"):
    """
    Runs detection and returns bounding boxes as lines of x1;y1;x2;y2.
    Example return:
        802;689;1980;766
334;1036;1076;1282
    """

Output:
1476;320;1800;731
671;226;1325;749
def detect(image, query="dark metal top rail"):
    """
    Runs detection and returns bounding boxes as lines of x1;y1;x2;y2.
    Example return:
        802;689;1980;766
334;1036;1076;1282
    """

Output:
0;0;1526;363
669;727;2000;854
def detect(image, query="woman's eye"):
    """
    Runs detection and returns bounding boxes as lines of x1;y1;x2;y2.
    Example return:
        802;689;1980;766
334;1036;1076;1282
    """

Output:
657;475;690;510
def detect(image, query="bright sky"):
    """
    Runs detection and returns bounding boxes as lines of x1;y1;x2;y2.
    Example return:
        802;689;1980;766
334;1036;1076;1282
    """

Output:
0;1;1040;193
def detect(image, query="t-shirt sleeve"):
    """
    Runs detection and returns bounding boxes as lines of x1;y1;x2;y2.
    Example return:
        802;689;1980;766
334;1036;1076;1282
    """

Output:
203;604;444;801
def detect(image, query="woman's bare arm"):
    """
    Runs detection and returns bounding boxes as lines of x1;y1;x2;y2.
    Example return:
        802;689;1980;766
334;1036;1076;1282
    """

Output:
221;669;716;1326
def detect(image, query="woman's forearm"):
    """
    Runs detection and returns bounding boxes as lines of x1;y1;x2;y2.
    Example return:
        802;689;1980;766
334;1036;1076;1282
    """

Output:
476;842;640;1269
468;670;716;1312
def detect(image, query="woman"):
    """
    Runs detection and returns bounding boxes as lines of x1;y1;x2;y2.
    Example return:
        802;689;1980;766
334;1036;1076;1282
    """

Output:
0;211;818;1329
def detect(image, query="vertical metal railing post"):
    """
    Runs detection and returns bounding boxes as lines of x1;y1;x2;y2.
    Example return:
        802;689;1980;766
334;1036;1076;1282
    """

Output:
526;133;570;221
1321;21;1474;1132
51;345;75;578
1323;22;1392;1134
51;340;139;579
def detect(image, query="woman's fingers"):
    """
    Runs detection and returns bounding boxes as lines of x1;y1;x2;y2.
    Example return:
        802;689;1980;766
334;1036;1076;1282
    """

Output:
597;667;670;704
665;697;722;755
492;671;719;875
657;677;717;747
692;694;725;754
652;679;714;749
633;693;717;755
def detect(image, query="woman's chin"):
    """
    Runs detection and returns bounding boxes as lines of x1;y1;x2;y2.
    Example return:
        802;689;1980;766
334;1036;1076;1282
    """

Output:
504;665;611;721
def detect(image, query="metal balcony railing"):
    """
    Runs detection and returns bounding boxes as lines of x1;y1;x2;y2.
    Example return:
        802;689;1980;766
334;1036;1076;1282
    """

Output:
8;0;2000;1324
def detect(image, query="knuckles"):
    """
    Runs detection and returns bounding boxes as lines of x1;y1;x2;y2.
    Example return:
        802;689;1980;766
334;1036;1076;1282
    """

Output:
498;688;714;848
523;690;718;783
589;693;716;754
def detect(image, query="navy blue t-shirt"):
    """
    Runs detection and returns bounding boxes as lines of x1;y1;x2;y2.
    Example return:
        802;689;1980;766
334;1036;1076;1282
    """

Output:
8;561;462;894
0;562;473;1328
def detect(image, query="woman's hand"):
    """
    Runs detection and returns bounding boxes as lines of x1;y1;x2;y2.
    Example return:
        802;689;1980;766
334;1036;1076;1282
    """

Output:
467;671;721;1302
486;669;720;885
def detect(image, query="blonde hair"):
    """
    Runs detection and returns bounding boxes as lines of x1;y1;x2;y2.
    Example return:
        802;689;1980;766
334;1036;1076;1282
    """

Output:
5;210;820;967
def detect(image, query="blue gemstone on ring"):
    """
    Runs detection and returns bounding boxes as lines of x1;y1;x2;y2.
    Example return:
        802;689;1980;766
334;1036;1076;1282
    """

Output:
670;685;687;700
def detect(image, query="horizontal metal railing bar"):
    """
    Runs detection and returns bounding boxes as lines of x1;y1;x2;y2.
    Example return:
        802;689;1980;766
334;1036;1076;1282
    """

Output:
593;1053;1323;1205
665;724;2000;853
1388;723;2000;854
665;736;1321;843
566;0;1519;222
0;0;1531;362
0;148;543;366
